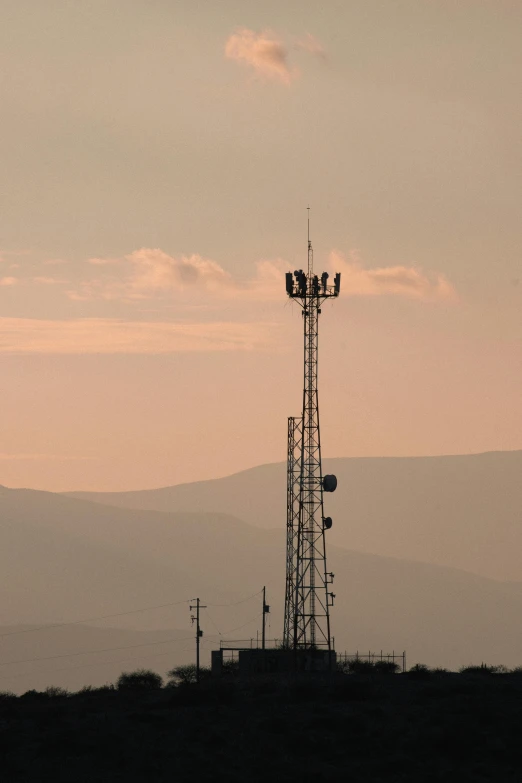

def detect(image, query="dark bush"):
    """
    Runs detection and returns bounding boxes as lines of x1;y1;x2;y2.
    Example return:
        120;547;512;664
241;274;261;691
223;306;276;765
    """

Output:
346;659;376;675
45;686;69;698
459;663;508;675
342;659;400;675
117;669;163;690
20;689;50;702
407;663;432;679
167;664;211;686
373;660;400;675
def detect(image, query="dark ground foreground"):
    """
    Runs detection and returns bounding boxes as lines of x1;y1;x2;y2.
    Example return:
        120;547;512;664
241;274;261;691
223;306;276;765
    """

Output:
2;672;522;782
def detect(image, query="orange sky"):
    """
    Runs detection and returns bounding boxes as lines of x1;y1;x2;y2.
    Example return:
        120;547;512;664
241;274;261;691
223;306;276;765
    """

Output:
1;1;521;491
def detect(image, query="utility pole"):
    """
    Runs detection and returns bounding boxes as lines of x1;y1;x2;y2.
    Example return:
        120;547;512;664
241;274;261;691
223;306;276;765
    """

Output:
262;586;270;651
190;598;206;683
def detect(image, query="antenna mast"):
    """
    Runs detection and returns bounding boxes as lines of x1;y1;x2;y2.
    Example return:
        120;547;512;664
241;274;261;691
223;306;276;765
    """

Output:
283;211;341;652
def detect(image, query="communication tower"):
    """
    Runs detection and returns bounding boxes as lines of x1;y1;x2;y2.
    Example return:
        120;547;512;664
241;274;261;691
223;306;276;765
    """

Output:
283;211;340;652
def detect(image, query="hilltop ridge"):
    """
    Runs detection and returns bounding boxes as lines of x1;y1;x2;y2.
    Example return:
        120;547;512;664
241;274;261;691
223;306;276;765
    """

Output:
65;450;522;581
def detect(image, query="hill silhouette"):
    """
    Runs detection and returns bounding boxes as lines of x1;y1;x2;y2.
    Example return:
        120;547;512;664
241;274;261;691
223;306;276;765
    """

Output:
2;484;522;693
67;450;522;581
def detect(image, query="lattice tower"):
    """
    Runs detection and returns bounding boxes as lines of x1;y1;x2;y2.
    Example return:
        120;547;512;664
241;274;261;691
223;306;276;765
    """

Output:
283;215;340;650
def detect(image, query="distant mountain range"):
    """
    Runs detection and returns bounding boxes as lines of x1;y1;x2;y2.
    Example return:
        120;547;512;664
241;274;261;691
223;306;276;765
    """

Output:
67;450;522;582
2;452;522;692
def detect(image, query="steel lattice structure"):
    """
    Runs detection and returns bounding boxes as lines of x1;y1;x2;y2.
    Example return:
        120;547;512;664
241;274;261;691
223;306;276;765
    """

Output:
283;218;340;650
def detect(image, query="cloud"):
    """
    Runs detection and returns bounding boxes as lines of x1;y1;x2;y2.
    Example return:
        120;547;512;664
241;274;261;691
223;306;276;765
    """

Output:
0;318;279;354
86;257;120;266
0;277;17;287
43;258;68;266
330;250;457;302
69;249;285;303
126;249;234;296
32;276;68;285
296;33;327;62
0;453;90;461
67;247;455;305
225;28;296;84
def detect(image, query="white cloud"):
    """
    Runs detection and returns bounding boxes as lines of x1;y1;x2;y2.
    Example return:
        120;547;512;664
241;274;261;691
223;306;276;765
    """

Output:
43;258;68;266
32;276;68;285
0;453;90;461
295;33;327;61
86;257;120;266
67;247;456;305
330;250;457;302
69;249;285;303
0;318;279;354
125;248;234;296
225;28;327;85
225;28;296;84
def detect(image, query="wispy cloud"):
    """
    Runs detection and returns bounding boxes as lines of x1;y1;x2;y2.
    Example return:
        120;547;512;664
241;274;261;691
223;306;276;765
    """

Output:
43;258;68;266
0;318;279;354
330;250;457;302
225;28;295;84
67;247;455;305
295;33;327;62
32;276;68;285
0;453;90;461
0;277;17;287
69;249;286;303
86;256;120;266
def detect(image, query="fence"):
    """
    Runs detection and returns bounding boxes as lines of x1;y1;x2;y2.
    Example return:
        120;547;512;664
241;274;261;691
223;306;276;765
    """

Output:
337;650;407;673
219;638;282;664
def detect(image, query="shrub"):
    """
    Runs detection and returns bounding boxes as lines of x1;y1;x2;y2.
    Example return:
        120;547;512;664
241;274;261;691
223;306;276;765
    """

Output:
73;684;116;698
373;660;400;675
459;663;508;675
20;689;49;702
346;659;397;675
117;669;163;690
407;663;432;679
167;664;211;686
346;659;376;675
45;686;69;698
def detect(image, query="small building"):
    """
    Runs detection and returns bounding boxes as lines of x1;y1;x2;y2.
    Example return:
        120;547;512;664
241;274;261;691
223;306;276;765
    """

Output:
211;645;336;677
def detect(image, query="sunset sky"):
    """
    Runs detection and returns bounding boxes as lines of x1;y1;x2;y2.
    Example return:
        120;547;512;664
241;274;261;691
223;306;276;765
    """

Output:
1;0;521;491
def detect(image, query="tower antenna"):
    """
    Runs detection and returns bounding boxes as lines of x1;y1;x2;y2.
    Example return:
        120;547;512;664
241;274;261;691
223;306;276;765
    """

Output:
307;206;313;276
283;216;341;655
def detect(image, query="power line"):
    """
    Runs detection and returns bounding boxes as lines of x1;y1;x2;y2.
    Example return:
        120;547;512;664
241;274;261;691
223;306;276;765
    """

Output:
0;588;263;641
0;597;264;677
218;612;263;637
0;611;265;684
203;608;222;637
0;634;197;669
204;589;263;607
0;643;196;683
0;599;192;640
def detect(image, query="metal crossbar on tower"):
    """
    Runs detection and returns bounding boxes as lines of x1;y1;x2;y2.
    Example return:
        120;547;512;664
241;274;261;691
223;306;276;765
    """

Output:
283;211;340;651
